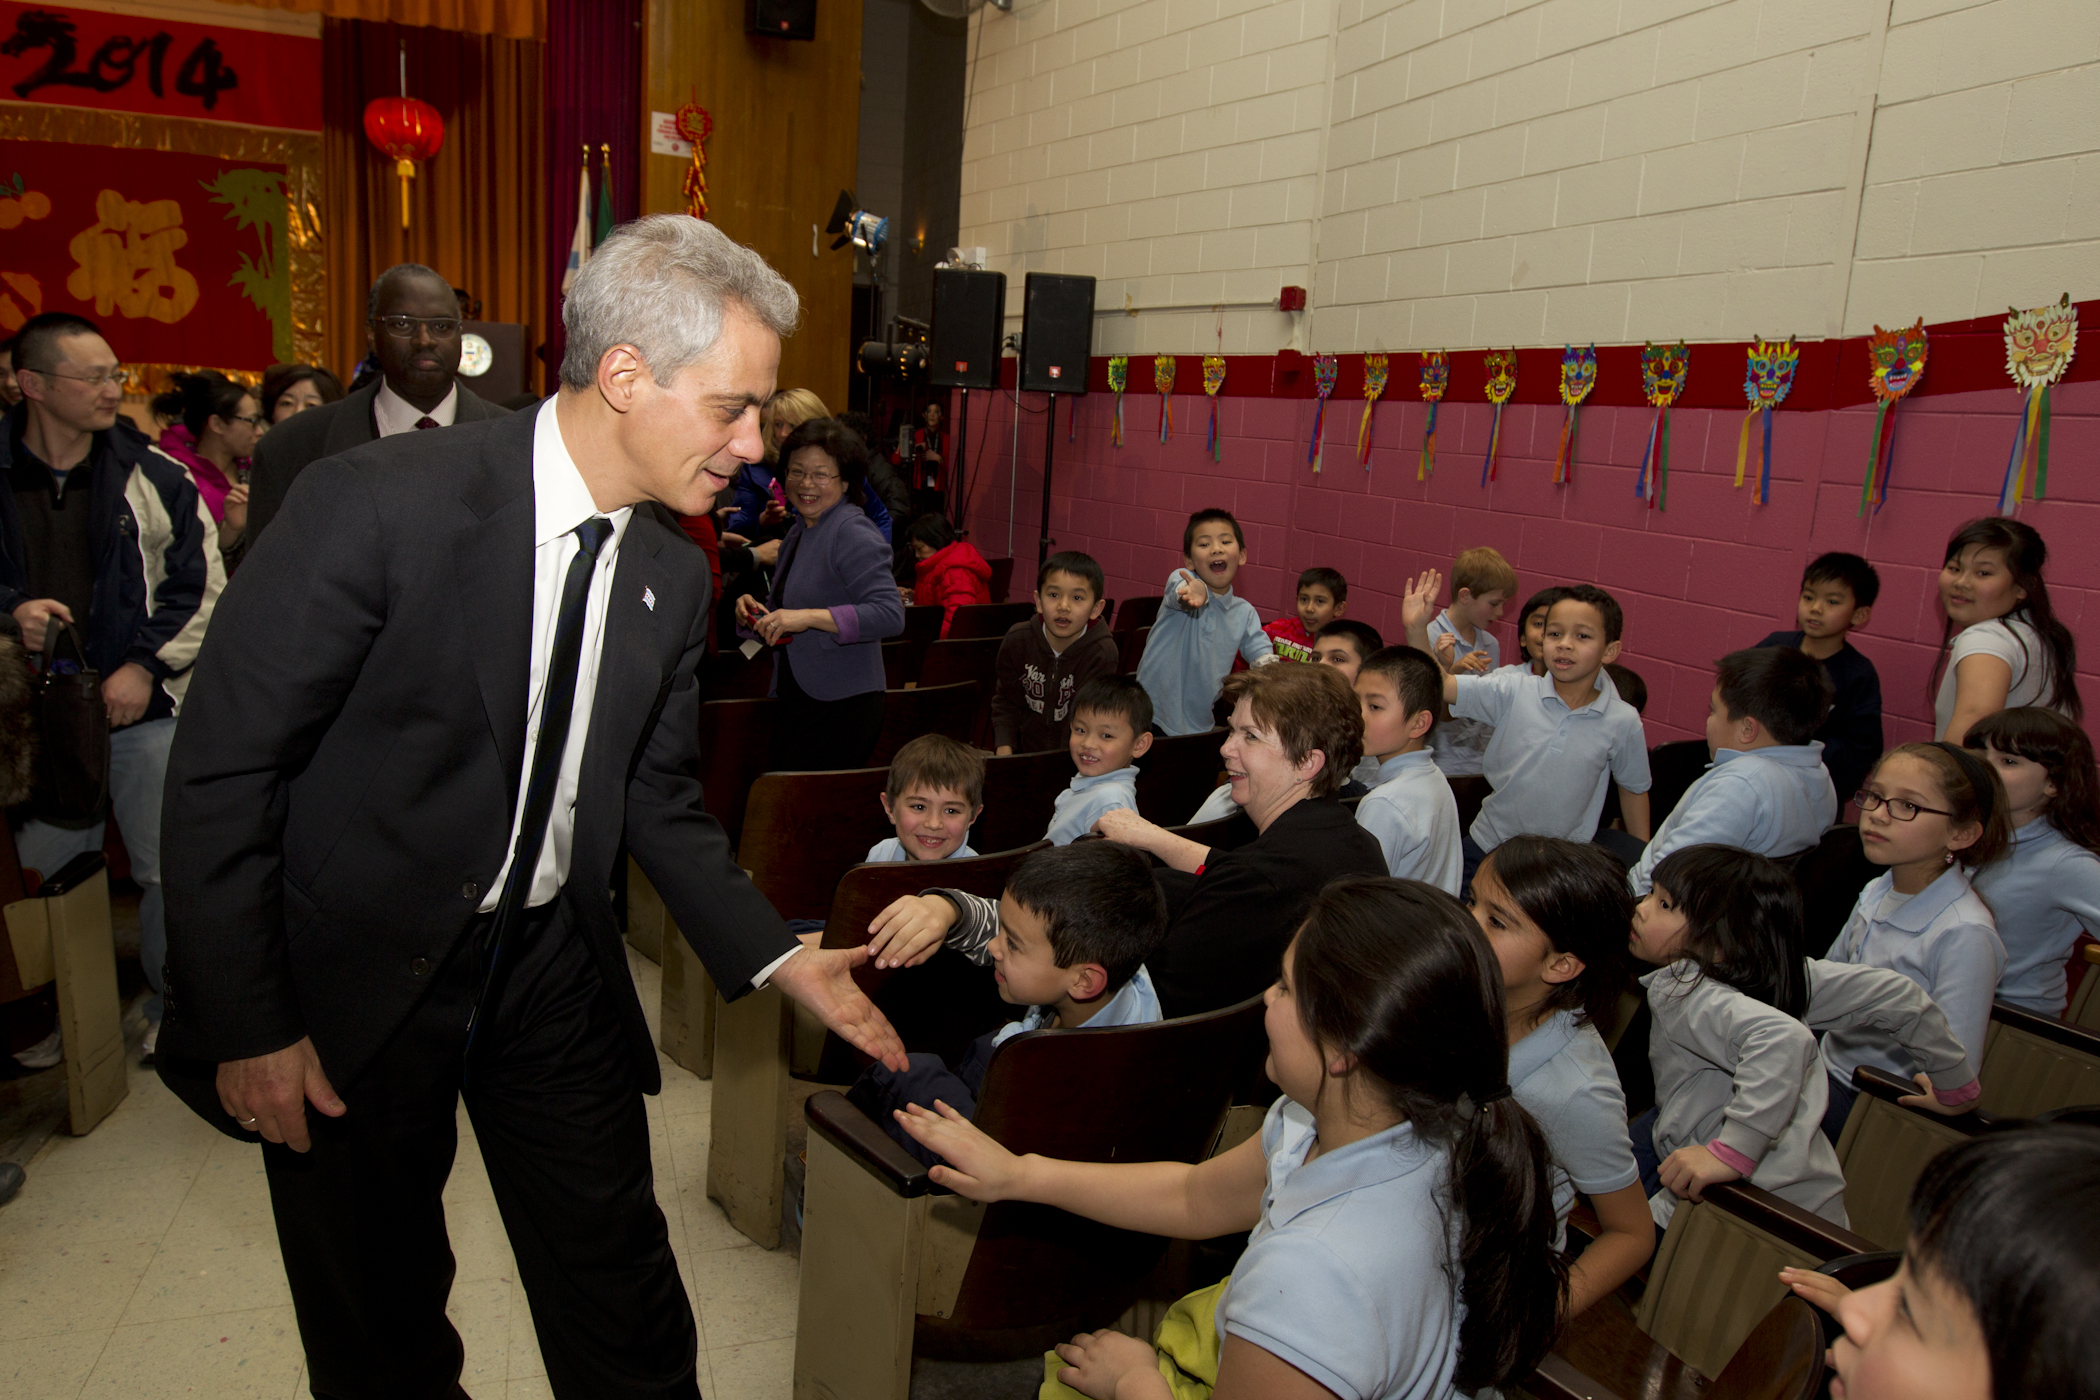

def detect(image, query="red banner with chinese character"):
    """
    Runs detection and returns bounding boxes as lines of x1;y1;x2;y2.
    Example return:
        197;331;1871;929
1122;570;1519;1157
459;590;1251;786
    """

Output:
0;139;288;369
0;2;321;131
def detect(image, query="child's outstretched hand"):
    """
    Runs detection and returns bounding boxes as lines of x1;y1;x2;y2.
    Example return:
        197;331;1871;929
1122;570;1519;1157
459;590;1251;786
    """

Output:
1898;1071;1975;1117
864;894;958;969
1051;1329;1169;1400
1658;1143;1742;1201
1400;569;1443;633
894;1101;1026;1199
1173;569;1210;610
1433;631;1459;672
1455;648;1493;674
1779;1266;1851;1314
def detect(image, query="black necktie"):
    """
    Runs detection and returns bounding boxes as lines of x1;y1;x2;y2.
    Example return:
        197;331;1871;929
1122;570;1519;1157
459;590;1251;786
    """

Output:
468;516;614;1058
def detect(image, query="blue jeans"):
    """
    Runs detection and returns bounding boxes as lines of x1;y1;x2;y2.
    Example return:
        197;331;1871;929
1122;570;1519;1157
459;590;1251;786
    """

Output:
14;716;176;1021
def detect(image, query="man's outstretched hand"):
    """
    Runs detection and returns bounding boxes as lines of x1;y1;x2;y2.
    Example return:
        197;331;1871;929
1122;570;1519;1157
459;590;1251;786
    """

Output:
217;1036;346;1153
768;945;909;1071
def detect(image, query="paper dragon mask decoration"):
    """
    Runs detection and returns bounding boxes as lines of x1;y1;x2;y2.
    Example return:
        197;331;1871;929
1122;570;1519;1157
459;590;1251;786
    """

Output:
1554;345;1597;484
1480;350;1518;485
1635;341;1690;509
1202;355;1227;464
1155;354;1177;443
1307;354;1338;472
1999;294;2078;512
1358;354;1389;469
1418;351;1449;480
1861;319;1927;515
1736;335;1800;505
1107;355;1128;447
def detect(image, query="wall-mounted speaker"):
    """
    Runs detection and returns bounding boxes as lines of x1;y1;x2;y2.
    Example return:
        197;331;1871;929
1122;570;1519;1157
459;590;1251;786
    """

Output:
930;269;1006;389
1018;272;1094;394
745;0;816;40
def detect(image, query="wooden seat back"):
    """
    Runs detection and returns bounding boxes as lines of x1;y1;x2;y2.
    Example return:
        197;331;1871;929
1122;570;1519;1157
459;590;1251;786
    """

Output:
1133;728;1224;824
1112;594;1159;633
946;601;1034;640
0;821;34;1004
697;696;777;851
1635;1181;1877;1379
2067;941;2100;1031
1118;625;1150;673
881;638;914;690
740;767;895;921
869;681;979;767
703;646;774;700
1834;1065;1990;1248
1646;739;1711;829
1792;825;1877;957
900;604;945;682
972;749;1076;855
1978;999;2100;1118
919;639;1004;743
985;556;1015;602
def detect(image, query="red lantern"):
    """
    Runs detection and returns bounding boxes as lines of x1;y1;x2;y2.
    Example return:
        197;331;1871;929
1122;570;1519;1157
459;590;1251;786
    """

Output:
363;97;444;229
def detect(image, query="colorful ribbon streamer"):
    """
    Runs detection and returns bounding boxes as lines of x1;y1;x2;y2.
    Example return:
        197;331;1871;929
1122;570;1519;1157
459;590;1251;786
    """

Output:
1635;341;1689;510
1736;335;1799;506
1418;351;1448;480
1555;345;1596;484
1480;350;1517;486
1998;294;2077;512
1860;319;1927;516
1155;354;1176;443
1202;355;1227;464
1107;355;1127;447
1308;355;1337;472
1358;354;1388;469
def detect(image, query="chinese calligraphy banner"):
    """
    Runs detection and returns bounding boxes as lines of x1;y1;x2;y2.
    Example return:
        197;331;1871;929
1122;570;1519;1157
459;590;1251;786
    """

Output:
1;139;289;367
0;2;321;131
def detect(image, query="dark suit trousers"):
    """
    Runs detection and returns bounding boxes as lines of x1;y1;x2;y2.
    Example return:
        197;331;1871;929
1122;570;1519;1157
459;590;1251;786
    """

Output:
261;903;696;1400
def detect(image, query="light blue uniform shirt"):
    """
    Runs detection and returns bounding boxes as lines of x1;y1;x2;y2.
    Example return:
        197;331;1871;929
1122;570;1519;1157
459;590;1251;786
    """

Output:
1823;866;2005;1084
1453;668;1650;850
1044;765;1140;846
1221;1099;1464;1400
864;838;978;863
1973;818;2100;1014
990;964;1161;1047
1355;750;1463;895
1426;612;1498;778
1135;571;1273;735
1509;1011;1638;1247
1629;743;1836;894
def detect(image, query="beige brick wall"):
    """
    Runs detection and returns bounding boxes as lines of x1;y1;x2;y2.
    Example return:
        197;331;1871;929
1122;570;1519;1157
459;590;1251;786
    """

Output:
958;0;2100;353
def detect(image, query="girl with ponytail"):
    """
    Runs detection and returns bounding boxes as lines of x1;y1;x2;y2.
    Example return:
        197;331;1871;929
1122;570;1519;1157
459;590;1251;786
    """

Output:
150;370;262;549
1933;516;2080;742
896;876;1567;1400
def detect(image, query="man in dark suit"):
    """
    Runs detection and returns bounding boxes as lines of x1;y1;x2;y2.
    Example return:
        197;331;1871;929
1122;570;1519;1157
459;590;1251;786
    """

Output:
159;217;906;1399
244;261;511;546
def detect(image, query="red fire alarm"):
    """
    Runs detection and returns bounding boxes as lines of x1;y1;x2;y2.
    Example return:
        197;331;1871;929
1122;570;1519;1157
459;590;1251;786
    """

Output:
1279;285;1307;311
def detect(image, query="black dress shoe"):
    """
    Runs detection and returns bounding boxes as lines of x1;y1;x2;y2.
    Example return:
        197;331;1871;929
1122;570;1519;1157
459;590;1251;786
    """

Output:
0;1162;24;1208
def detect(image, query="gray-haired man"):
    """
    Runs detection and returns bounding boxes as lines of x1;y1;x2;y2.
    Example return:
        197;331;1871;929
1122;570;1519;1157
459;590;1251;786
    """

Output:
160;217;907;1398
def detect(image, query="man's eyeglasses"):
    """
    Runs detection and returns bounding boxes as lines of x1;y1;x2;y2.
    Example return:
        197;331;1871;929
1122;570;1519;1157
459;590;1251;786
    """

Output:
1852;790;1954;822
372;315;462;339
24;365;124;389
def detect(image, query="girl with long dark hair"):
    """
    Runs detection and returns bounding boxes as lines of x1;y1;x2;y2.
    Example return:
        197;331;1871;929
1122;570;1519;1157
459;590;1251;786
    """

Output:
151;370;262;549
1933;516;2080;742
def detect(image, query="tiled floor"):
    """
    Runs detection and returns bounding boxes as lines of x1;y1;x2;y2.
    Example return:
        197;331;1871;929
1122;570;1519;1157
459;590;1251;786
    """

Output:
0;948;797;1399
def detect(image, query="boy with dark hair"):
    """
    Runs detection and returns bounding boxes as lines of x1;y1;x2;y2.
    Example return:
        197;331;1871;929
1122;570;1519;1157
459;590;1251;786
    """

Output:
992;549;1118;755
1045;676;1154;845
1429;545;1519;777
1757;551;1884;805
1136;508;1275;734
870;734;986;863
1310;618;1383;684
1262;566;1349;664
845;840;1169;1165
1627;647;1837;893
1406;577;1651;887
1354;646;1462;894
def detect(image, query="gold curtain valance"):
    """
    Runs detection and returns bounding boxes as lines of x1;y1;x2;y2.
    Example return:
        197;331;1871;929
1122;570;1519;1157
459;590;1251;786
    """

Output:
215;0;544;41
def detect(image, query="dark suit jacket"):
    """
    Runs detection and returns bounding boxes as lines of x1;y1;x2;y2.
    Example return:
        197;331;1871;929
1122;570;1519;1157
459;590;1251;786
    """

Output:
244;378;513;547
159;405;793;1126
1150;794;1387;1018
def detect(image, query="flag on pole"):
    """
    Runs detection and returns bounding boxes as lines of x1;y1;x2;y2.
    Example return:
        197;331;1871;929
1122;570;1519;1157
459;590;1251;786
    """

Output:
594;143;615;245
561;149;591;294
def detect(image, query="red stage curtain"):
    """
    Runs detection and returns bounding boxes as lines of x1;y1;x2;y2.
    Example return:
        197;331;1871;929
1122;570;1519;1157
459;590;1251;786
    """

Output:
541;0;641;385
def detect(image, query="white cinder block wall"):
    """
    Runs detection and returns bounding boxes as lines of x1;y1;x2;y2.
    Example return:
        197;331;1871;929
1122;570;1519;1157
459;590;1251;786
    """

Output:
959;0;2100;353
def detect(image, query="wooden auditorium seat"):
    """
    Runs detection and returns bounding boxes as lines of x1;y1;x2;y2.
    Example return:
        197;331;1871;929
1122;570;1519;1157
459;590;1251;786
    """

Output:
1833;1064;1992;1249
880;638;914;690
2067;942;2100;1031
1448;774;1491;835
1118;625;1150;673
985;556;1016;602
738;768;895;922
1132;728;1224;824
1112;594;1159;634
1644;739;1711;829
696;696;776;851
792;996;1268;1399
900;603;944;680
944;601;1034;639
1976;998;2100;1118
869;680;979;766
703;646;774;700
1531;1293;1828;1400
917;638;1003;743
971;748;1077;856
1791;825;1877;957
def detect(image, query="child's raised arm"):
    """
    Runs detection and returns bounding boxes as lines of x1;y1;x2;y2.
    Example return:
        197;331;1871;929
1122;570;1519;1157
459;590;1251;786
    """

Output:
1805;959;1983;1110
1399;570;1461;702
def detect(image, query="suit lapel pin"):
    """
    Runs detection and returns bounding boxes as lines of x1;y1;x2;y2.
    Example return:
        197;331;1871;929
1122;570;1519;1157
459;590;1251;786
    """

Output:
642;586;657;612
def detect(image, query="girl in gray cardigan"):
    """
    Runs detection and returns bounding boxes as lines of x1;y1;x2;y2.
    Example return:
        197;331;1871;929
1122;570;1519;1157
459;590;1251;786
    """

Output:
1630;846;1981;1229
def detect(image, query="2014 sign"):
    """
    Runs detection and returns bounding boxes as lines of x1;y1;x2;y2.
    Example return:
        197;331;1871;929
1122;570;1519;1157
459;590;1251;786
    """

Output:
5;9;237;110
0;4;320;131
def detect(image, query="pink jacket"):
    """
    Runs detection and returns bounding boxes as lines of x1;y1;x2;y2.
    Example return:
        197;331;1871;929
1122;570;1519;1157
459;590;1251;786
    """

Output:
915;539;993;637
156;424;243;524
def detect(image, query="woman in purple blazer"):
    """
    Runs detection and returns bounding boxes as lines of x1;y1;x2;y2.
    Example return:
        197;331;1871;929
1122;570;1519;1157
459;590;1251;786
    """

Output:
736;418;905;770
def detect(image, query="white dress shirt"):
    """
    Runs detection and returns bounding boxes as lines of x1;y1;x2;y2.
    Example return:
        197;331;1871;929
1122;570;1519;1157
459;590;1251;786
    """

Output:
374;380;460;437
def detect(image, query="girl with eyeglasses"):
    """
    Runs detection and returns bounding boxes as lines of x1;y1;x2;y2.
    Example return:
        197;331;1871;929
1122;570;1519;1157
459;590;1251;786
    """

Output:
1821;743;2012;1141
151;370;264;552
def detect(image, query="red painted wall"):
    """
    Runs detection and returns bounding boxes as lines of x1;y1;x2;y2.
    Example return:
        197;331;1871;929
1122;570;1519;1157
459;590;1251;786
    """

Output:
947;375;2100;749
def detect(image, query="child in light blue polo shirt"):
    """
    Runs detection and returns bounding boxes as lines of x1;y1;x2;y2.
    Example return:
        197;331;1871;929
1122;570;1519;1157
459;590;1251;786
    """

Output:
865;733;982;863
1629;647;1839;894
1135;508;1275;735
1406;578;1651;885
1353;645;1462;895
893;876;1569;1400
1043;675;1153;846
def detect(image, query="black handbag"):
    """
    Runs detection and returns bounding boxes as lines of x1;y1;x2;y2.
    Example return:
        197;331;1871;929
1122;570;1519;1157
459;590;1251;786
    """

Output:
30;619;109;820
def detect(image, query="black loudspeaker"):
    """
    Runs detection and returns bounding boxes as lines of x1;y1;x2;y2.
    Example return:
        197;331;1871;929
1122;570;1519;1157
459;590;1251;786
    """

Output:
930;269;1006;389
745;0;816;40
1018;273;1094;394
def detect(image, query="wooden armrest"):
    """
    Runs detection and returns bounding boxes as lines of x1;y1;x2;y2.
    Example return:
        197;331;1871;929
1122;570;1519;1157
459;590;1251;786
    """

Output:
2084;943;2100;968
1521;1353;1628;1400
1992;996;2100;1053
1703;1180;1880;1260
1819;1250;1901;1291
37;851;106;897
804;1090;936;1199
